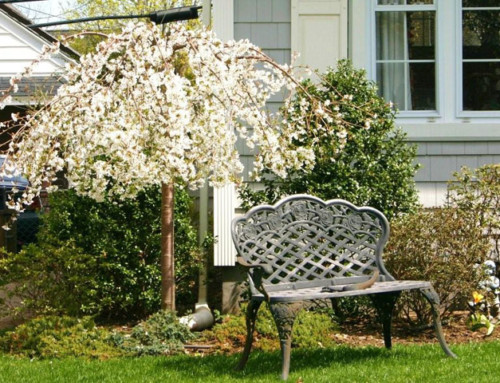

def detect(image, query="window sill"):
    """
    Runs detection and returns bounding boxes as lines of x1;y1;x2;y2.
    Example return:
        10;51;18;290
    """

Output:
399;122;500;141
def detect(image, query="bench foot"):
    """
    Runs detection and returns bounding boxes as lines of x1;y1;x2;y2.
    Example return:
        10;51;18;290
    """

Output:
269;302;302;380
370;292;401;349
420;288;457;358
236;300;262;371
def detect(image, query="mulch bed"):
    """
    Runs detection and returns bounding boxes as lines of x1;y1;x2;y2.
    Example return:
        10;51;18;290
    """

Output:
319;311;500;348
186;311;500;354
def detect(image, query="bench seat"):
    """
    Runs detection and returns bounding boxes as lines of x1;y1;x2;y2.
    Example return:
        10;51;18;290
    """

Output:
251;280;432;302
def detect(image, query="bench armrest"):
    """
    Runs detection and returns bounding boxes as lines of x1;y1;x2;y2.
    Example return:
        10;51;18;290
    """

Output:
236;256;273;274
236;256;272;301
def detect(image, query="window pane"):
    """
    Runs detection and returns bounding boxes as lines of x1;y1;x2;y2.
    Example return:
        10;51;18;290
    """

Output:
463;62;500;110
409;63;436;110
408;12;435;59
376;12;405;60
462;0;500;7
463;11;500;59
377;63;435;111
407;0;433;4
377;63;406;109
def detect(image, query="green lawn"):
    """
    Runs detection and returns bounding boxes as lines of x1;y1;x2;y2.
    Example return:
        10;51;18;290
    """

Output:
1;342;499;383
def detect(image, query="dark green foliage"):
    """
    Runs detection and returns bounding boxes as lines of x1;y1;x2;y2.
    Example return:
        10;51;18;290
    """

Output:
0;316;122;359
114;310;196;356
329;296;374;323
0;187;202;320
0;241;99;317
240;60;420;220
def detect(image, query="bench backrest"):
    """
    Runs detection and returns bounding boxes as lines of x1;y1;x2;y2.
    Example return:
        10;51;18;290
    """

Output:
232;195;393;286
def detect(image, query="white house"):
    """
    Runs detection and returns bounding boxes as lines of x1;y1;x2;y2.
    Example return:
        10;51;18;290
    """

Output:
211;0;500;311
0;4;77;251
0;3;77;134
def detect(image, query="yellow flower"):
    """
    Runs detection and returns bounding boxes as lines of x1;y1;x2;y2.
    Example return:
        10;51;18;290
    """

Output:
473;292;484;304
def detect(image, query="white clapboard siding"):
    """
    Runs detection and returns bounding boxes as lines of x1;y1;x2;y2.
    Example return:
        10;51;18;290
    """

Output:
0;33;25;47
0;61;60;75
0;46;51;60
0;9;67;77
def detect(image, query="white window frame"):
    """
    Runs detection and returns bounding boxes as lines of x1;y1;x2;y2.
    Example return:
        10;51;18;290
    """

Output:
370;0;500;128
372;1;439;118
456;2;500;118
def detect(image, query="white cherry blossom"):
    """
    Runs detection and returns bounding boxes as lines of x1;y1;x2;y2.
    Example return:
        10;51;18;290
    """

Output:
2;22;354;210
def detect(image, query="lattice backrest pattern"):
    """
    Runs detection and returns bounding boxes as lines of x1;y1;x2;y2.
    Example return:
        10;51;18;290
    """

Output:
232;195;390;285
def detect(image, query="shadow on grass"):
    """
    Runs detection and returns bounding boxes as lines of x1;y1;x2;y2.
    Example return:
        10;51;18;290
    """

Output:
161;345;406;380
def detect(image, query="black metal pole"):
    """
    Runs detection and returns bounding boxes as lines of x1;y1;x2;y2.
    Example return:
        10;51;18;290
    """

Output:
0;0;46;4
28;5;201;28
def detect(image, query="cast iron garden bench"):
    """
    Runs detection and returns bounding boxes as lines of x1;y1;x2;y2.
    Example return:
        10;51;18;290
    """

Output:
231;194;456;380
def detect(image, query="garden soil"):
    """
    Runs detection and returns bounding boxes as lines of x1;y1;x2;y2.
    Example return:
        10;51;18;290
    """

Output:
187;311;500;354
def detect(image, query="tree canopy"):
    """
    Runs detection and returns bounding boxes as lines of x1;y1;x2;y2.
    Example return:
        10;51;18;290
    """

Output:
1;21;363;212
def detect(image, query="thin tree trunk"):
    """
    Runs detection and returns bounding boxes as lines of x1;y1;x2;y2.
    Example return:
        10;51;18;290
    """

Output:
161;182;175;311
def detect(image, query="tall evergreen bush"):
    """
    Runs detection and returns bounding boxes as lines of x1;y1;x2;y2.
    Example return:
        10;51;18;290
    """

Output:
240;60;420;220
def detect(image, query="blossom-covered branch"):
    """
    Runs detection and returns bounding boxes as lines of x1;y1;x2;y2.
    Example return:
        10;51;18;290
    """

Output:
1;22;374;211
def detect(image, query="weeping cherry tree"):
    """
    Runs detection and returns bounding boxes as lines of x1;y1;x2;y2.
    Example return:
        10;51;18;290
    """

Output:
0;22;375;310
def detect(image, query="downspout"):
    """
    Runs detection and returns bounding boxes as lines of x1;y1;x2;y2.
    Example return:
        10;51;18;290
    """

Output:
180;0;214;331
179;182;214;330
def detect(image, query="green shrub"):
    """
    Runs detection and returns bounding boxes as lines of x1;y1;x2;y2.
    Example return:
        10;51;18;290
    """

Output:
239;60;420;220
292;308;339;349
447;164;500;264
0;311;197;359
329;296;375;323
114;310;196;356
384;164;498;325
0;187;203;320
0;316;122;359
201;304;339;352
384;207;491;325
0;241;99;317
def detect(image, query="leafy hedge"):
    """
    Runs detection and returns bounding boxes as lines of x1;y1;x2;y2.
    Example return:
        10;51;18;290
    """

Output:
0;187;202;320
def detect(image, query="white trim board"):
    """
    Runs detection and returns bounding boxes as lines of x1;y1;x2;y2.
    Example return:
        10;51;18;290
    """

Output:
212;0;237;266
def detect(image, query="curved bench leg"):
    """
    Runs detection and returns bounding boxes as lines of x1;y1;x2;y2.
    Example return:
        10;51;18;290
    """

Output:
236;299;263;371
370;292;401;349
420;287;457;358
269;302;302;380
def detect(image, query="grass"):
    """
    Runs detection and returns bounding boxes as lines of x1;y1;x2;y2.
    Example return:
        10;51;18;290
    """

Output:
0;342;500;383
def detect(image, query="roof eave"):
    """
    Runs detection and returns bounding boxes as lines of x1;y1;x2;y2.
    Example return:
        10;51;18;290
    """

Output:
0;3;80;60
